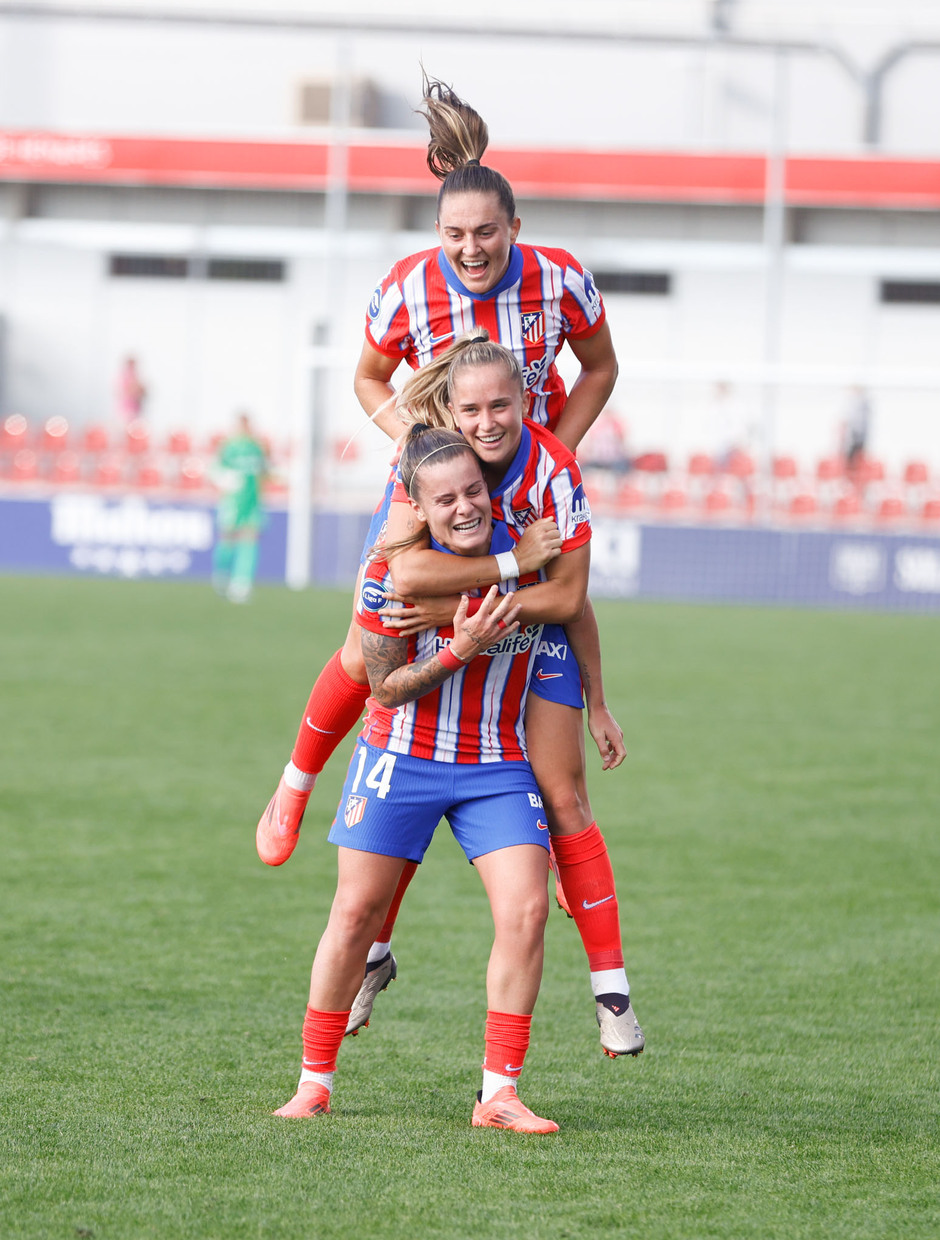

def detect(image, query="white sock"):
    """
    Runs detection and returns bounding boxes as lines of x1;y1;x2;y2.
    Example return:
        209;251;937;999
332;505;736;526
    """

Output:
590;968;630;999
367;940;391;965
480;1071;518;1104
284;761;317;793
299;1069;334;1092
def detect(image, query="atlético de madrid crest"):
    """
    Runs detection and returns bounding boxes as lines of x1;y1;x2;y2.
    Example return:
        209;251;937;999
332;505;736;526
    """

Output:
521;312;544;344
344;795;367;828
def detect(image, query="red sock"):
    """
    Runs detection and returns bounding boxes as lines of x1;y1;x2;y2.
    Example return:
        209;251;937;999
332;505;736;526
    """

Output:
301;1006;350;1074
549;823;624;972
376;861;418;942
483;1010;532;1079
291;650;370;775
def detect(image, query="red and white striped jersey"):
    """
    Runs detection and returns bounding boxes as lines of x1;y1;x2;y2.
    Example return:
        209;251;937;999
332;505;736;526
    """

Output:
487;421;592;552
390;421;592;555
362;424;592;762
365;244;606;432
356;554;542;764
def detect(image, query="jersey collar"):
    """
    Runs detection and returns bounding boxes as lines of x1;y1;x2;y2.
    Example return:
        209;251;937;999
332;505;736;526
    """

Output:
487;424;531;498
436;245;524;302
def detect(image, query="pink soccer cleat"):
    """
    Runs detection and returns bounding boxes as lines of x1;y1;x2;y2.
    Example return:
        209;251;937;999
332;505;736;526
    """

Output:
256;776;310;866
272;1082;331;1117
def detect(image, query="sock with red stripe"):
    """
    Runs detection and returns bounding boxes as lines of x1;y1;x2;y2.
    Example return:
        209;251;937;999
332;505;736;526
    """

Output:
290;650;370;776
297;1006;350;1093
481;1010;532;1102
549;823;630;996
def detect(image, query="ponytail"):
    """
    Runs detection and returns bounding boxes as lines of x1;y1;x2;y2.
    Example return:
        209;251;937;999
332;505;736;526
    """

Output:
418;71;516;224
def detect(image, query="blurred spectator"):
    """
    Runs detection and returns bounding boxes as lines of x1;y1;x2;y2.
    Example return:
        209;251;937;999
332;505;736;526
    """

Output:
211;412;269;604
841;386;873;471
116;355;148;424
578;409;631;475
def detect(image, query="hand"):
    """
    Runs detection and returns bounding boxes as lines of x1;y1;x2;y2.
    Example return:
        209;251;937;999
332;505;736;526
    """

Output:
587;704;627;770
380;592;460;636
512;518;563;575
450;586;522;662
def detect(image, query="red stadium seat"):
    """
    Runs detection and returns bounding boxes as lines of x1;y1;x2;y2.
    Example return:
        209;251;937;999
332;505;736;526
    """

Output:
92;455;124;487
166;430;192;456
832;493;861;520
702;488;734;516
724;450;755;479
658;486;688;514
772;455;798;480
125;419;150;455
615;482;644;512
633;451;668;474
82;424;110;454
876;496;905;522
688;453;714;477
178;456;208;490
11;448;39;482
922;498;940;522
40;415;70;454
135;461;163;488
904;460;929;486
789;492;817;517
2;412;29;453
50;451;83;484
816;457;843;483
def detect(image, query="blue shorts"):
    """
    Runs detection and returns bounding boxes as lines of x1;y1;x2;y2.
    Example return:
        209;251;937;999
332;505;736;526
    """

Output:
528;624;584;709
328;741;550;863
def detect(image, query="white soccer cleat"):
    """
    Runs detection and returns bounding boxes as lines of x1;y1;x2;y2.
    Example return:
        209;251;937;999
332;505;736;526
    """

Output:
596;994;645;1058
345;951;398;1035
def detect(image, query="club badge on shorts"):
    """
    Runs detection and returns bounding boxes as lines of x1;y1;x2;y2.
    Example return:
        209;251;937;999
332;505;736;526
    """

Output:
344;795;367;828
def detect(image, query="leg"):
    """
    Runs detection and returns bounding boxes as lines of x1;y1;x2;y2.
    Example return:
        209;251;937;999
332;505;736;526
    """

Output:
474;844;549;1016
228;530;259;603
524;692;644;1058
256;583;371;866
274;848;405;1117
470;844;557;1134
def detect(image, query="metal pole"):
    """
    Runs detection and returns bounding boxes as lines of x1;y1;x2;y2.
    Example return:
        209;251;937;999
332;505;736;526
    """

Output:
760;45;788;488
284;34;352;589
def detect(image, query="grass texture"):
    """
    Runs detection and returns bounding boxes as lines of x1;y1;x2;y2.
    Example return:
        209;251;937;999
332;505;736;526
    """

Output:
1;576;938;1239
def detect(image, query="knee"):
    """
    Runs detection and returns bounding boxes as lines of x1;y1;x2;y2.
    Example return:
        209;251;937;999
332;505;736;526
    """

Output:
328;890;386;944
540;780;592;833
496;887;549;944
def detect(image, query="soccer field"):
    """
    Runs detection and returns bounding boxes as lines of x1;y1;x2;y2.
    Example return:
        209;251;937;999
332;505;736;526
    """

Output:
1;576;937;1240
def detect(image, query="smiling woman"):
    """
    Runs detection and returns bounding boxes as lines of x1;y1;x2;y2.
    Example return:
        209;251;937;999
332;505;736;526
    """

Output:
257;76;642;1066
271;422;564;1133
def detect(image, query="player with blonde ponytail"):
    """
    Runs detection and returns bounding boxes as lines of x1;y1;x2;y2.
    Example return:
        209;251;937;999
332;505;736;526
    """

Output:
258;75;643;1061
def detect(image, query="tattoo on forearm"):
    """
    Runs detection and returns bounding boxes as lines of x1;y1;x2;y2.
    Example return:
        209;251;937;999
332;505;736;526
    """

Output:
361;628;455;707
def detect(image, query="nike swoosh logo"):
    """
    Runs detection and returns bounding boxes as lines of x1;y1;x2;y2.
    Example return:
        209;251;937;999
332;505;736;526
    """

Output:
427;330;455;347
582;895;615;909
305;719;335;733
536;820;548;831
504;1063;524;1073
535;670;563;680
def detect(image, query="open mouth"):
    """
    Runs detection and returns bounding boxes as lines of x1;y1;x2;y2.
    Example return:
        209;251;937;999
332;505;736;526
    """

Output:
453;516;484;533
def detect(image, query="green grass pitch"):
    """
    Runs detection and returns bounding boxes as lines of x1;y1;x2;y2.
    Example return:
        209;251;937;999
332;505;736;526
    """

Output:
1;575;938;1239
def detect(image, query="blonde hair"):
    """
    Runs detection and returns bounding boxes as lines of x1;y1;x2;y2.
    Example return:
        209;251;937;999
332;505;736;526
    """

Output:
395;328;524;430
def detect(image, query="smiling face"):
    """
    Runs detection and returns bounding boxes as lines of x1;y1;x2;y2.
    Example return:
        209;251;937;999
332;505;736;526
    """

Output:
447;361;528;481
411;450;492;556
436;190;521;295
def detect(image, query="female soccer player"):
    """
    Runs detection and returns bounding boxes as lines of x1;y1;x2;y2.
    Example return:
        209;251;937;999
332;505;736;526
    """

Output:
258;77;643;1057
274;425;564;1132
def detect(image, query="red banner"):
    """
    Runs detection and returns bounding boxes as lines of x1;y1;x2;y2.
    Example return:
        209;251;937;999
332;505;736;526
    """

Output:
1;129;938;207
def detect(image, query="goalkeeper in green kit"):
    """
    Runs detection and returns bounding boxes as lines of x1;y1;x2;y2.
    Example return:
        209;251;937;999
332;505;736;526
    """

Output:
211;412;269;603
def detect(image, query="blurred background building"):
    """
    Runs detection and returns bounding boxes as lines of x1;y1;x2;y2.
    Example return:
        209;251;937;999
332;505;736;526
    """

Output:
2;1;940;602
